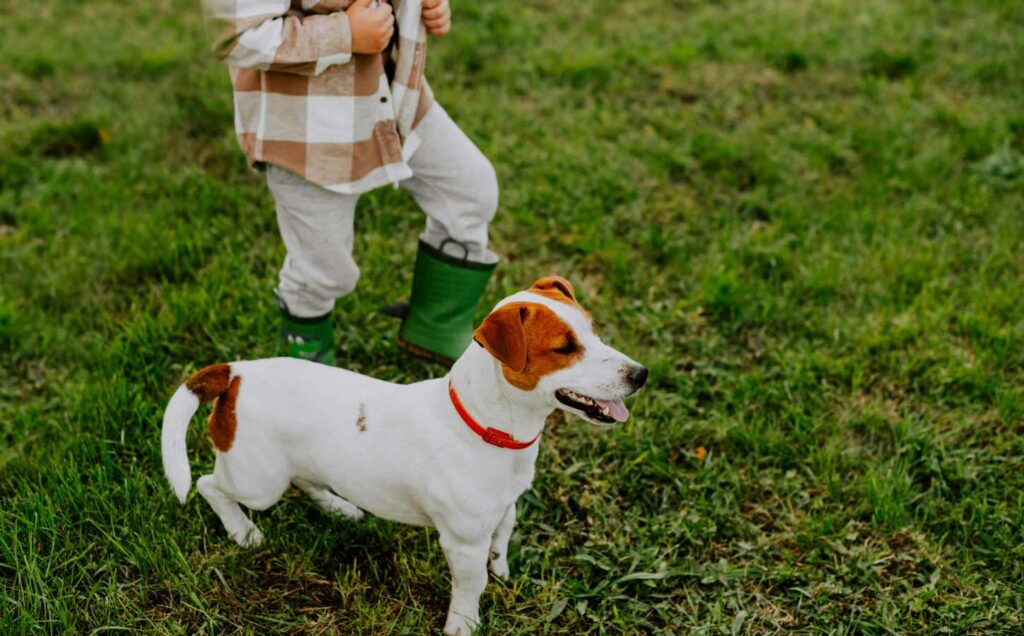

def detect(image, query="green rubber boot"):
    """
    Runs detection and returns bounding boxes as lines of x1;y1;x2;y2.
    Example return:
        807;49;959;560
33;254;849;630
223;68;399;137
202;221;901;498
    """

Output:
278;307;337;366
395;240;497;366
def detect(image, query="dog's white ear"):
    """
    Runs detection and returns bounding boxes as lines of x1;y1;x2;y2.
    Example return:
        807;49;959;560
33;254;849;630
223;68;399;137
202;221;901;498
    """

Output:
529;276;576;303
474;303;528;372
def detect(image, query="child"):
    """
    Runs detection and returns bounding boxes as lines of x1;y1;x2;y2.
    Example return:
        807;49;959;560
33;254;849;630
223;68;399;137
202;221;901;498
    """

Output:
200;0;499;365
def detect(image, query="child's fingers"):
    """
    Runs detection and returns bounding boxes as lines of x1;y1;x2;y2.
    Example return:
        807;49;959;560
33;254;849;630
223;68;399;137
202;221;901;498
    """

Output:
424;16;447;29
422;0;447;18
426;21;449;35
421;0;442;8
372;5;393;29
422;7;447;20
351;0;375;8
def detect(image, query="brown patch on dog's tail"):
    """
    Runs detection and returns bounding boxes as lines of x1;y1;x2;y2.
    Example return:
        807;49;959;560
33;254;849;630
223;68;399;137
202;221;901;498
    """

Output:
185;363;233;402
184;363;240;452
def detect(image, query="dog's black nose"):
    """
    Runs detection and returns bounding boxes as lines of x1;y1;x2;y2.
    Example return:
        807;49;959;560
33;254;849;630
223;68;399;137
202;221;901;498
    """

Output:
628;364;648;389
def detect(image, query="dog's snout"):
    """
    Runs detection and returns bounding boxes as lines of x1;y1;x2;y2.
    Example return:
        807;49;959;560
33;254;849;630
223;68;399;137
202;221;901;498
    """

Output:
627;364;648;390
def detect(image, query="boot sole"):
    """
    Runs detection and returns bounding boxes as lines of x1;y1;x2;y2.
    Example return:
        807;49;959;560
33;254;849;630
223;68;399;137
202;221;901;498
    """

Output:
396;337;455;368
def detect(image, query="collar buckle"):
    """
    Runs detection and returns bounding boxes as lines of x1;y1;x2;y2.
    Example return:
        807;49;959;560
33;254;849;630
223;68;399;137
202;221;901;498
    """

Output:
482;428;513;448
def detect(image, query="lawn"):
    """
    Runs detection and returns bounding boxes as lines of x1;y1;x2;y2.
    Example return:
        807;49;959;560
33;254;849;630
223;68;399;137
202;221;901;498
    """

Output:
2;0;1023;633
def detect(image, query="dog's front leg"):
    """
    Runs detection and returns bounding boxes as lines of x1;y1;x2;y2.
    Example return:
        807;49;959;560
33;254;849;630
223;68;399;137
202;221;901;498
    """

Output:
488;503;516;579
438;529;490;636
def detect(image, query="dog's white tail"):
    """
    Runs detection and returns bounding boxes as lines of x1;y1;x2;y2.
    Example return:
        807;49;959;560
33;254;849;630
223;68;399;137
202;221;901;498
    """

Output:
161;363;233;504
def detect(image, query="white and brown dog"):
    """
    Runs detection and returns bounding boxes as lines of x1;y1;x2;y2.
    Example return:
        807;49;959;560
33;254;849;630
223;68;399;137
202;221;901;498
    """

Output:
161;276;647;635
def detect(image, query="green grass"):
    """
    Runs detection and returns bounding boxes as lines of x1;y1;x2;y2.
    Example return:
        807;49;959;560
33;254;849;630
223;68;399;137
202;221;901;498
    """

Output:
2;0;1023;632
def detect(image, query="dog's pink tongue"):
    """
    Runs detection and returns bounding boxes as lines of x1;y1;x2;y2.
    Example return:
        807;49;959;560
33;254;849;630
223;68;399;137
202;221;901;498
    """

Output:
599;399;629;422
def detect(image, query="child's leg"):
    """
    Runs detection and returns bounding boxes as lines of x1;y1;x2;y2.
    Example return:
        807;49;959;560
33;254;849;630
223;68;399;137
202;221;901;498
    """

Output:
388;104;500;364
401;104;499;264
267;165;362;318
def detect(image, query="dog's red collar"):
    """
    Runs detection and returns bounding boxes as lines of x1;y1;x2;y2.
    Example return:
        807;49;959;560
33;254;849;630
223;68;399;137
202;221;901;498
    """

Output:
448;380;542;450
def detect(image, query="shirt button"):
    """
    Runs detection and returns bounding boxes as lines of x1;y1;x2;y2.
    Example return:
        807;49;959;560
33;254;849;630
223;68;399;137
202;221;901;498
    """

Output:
380;96;388;103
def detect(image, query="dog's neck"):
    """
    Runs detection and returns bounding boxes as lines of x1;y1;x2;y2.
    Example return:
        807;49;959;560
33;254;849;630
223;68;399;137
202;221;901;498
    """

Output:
448;344;552;444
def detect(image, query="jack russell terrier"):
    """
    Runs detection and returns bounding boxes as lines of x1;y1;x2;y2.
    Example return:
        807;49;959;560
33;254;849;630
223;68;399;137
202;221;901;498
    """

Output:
161;276;647;635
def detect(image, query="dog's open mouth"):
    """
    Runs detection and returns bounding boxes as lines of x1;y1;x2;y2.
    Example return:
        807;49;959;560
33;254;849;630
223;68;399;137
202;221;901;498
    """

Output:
555;389;629;424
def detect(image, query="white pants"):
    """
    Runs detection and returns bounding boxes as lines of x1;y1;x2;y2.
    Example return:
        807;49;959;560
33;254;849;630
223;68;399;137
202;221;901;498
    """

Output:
268;104;499;318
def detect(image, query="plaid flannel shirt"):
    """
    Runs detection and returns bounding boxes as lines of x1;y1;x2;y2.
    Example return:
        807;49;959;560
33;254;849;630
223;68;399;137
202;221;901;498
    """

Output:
202;0;434;193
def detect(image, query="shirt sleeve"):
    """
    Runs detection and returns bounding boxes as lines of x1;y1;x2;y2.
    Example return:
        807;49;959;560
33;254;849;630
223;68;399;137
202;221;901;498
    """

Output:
202;0;353;76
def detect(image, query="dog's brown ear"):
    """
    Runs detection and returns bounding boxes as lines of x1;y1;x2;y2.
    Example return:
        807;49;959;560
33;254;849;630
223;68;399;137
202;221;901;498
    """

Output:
474;303;529;372
530;276;576;303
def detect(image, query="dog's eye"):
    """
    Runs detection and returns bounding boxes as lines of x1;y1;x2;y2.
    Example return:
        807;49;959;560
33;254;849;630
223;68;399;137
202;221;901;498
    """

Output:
554;339;578;355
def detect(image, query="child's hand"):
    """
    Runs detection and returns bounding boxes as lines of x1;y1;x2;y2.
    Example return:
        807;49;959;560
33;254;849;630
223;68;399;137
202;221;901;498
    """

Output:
422;0;451;36
347;0;395;54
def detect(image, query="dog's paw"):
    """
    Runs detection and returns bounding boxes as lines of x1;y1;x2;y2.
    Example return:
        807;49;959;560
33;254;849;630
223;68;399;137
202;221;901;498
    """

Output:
443;613;478;636
232;524;264;548
318;493;365;521
332;502;364;522
326;500;365;521
489;553;510;579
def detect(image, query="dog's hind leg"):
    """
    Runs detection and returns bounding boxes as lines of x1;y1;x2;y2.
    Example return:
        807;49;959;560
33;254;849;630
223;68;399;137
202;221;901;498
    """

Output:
293;478;364;521
197;474;264;547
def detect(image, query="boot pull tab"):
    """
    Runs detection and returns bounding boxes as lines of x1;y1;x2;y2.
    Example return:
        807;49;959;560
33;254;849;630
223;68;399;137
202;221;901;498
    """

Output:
438;238;471;263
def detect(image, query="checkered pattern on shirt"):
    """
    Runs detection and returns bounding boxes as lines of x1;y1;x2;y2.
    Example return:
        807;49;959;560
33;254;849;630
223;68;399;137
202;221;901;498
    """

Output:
202;0;434;193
